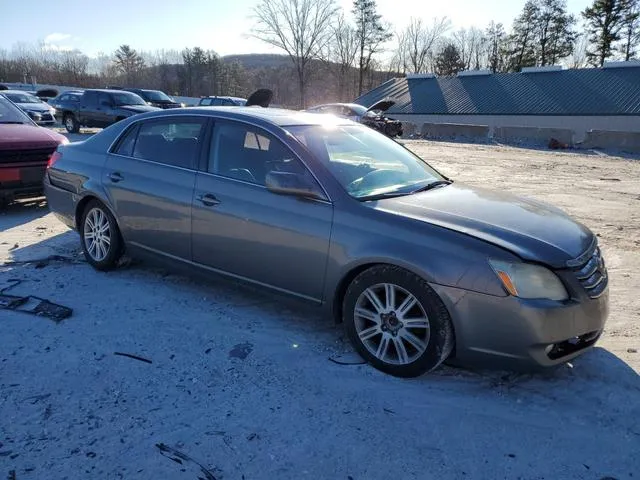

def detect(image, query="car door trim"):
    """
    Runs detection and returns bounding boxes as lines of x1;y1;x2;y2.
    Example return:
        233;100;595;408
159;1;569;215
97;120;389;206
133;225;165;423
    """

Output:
129;241;323;304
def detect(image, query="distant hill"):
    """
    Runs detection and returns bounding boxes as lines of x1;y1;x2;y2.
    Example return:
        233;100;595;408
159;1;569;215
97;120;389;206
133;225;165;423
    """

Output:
222;54;293;69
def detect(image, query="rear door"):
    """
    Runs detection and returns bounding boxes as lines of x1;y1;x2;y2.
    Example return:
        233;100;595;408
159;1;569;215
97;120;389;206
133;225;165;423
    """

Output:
104;116;207;260
191;120;333;301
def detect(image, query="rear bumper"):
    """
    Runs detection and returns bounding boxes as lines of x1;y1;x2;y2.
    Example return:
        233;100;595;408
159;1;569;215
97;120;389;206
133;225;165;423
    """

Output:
43;174;76;229
432;283;609;369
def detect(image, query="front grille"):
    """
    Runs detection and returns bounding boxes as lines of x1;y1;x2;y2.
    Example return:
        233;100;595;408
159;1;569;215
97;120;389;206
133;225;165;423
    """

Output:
567;239;608;299
0;148;54;166
40;113;54;121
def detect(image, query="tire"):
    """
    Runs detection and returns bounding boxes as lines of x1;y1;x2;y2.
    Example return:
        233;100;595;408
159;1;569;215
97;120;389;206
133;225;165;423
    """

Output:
343;265;454;378
63;114;80;133
80;200;123;271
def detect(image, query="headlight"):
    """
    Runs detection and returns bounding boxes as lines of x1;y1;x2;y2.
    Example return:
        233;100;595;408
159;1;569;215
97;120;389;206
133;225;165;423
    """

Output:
489;259;568;301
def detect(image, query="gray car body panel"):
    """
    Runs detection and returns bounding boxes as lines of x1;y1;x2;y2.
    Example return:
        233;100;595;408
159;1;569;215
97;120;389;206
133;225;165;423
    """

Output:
44;107;608;369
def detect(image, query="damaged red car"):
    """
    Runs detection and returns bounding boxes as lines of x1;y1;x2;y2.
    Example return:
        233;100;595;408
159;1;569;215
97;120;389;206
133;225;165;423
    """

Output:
0;94;68;206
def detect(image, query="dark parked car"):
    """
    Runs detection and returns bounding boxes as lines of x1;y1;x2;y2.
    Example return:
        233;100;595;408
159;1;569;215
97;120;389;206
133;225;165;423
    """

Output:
2;90;57;126
305;100;403;138
124;88;183;109
56;89;160;133
44;106;608;377
48;90;84;112
198;95;247;106
0;94;67;205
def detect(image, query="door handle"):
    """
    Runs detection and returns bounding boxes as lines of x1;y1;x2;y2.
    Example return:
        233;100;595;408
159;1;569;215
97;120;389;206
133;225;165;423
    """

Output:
197;193;220;207
108;172;124;183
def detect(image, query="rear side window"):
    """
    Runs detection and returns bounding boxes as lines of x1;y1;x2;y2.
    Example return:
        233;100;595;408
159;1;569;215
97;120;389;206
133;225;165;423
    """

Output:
132;118;206;169
112;125;139;157
83;91;99;107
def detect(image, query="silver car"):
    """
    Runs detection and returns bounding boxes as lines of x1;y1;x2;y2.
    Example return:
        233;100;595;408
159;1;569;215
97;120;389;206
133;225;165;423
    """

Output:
44;107;609;377
2;89;57;126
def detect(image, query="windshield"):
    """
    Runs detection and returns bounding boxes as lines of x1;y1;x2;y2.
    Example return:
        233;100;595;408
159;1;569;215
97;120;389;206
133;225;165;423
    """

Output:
112;92;147;106
0;95;35;124
286;124;444;199
349;104;368;116
142;90;173;102
5;92;41;104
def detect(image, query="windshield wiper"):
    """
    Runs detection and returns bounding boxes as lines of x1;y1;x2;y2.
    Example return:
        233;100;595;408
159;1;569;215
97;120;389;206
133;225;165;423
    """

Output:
0;121;26;124
409;179;452;194
358;191;413;202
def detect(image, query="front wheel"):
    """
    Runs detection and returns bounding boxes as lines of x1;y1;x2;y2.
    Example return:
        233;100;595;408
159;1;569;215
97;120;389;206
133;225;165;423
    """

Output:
81;200;123;271
343;265;454;377
64;114;80;133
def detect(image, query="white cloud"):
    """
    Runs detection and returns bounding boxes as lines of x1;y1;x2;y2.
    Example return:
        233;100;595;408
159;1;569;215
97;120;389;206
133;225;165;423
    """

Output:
44;33;72;44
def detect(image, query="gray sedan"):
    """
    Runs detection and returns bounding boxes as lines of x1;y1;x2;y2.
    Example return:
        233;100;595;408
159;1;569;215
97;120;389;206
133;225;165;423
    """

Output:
44;107;609;377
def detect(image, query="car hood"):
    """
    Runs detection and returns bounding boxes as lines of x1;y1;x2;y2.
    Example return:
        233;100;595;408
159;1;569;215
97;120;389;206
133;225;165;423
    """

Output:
0;124;67;150
119;105;161;113
373;182;593;268
17;102;52;112
366;99;395;113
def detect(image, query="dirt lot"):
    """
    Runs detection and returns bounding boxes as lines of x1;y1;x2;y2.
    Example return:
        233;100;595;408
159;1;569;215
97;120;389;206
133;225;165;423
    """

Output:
1;139;639;480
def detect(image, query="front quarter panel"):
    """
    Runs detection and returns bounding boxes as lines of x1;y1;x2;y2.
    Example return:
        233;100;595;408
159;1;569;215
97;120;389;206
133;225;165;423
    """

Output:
325;206;516;313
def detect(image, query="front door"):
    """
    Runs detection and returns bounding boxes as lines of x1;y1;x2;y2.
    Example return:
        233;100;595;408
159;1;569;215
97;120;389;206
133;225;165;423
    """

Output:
191;120;333;301
104;116;207;260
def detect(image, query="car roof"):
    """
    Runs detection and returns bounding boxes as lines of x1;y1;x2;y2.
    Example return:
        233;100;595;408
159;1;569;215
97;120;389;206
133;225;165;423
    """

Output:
2;90;38;95
140;106;354;127
201;95;246;101
86;89;138;94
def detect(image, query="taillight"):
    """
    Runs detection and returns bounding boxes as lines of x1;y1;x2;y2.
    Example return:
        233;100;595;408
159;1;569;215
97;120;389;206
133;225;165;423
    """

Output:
47;151;62;169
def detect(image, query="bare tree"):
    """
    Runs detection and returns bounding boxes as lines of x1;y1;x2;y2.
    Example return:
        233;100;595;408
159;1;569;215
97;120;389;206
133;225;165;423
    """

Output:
252;0;338;108
397;17;450;74
567;32;590;67
329;13;359;101
353;0;393;95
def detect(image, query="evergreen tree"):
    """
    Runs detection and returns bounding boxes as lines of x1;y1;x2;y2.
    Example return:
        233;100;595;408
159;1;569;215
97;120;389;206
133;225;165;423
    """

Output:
619;0;640;60
434;44;465;76
507;0;540;71
536;0;577;65
113;45;145;84
352;0;392;95
582;0;627;66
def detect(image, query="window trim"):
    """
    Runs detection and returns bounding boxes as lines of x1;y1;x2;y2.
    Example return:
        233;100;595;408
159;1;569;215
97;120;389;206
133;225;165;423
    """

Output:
107;113;333;202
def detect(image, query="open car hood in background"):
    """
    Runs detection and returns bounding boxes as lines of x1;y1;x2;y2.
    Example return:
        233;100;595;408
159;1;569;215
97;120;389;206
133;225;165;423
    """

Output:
366;99;396;113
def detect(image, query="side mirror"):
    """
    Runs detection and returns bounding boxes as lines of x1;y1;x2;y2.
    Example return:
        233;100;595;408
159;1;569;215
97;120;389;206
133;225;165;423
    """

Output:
265;171;324;200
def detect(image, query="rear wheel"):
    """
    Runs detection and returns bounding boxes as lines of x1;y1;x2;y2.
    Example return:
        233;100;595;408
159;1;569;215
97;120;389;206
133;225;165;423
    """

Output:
343;265;454;377
63;114;79;133
81;200;123;271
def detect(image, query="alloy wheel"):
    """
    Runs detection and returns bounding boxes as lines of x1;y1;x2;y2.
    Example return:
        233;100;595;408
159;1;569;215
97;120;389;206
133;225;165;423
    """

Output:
83;207;111;262
354;283;430;365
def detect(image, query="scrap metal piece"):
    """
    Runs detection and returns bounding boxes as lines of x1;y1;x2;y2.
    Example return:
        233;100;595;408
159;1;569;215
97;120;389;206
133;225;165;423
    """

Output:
0;280;72;322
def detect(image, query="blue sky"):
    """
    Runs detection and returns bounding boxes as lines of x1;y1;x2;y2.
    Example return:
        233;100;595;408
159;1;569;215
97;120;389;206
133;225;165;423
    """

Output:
0;0;593;57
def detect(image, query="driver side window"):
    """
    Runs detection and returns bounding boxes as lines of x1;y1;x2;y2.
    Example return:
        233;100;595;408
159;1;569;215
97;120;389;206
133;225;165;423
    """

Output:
209;121;319;191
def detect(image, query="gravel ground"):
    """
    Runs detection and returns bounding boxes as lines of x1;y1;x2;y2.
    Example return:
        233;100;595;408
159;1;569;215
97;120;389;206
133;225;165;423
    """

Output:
0;139;638;480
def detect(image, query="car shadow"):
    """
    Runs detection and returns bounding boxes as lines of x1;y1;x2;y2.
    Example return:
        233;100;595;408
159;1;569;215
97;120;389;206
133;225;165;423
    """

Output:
0;196;49;230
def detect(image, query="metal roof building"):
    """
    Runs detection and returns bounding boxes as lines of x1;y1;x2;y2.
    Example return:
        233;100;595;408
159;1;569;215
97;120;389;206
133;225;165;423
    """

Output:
355;62;640;145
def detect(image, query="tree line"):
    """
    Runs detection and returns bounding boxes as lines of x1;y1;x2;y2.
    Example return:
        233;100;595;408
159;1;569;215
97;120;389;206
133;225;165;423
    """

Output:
0;0;638;108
